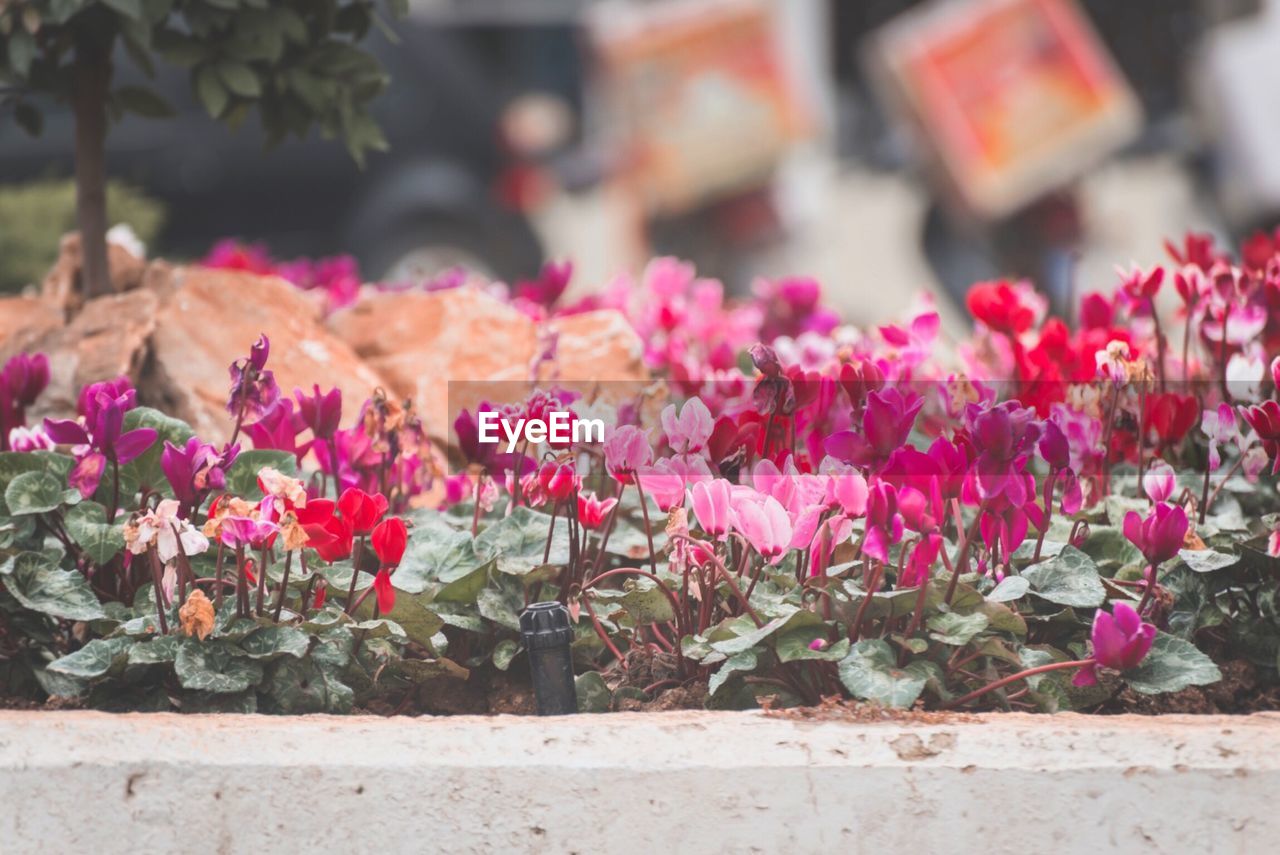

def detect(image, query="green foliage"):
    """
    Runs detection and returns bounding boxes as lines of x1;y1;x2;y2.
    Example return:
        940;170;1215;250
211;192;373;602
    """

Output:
0;0;403;166
0;179;164;292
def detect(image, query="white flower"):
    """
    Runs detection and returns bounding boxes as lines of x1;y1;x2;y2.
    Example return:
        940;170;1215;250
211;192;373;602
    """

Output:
257;466;307;510
127;499;209;562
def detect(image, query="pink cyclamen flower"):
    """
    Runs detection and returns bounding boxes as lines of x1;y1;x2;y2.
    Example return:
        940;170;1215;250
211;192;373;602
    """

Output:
219;516;280;550
295;385;343;440
732;494;793;564
660;396;713;456
1200;403;1240;471
824;387;924;469
827;466;869;517
1073;602;1156;686
604;425;653;484
690;479;733;539
636;460;687;512
862;480;904;564
1141;459;1176;504
1122;502;1189;567
577;492;617;530
1241;401;1280;474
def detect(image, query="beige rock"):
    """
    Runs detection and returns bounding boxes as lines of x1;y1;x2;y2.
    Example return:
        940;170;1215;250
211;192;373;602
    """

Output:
0;296;64;364
143;267;389;443
329;287;648;439
27;289;159;420
41;232;148;314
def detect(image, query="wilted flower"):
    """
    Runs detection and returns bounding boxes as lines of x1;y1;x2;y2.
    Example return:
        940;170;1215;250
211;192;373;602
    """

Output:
178;589;216;641
125;499;210;562
227;334;279;423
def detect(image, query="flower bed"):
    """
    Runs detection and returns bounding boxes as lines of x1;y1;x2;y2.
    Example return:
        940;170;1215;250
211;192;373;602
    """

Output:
2;232;1280;715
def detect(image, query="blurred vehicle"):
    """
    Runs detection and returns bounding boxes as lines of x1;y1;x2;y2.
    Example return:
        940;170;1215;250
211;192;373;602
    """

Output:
0;12;569;283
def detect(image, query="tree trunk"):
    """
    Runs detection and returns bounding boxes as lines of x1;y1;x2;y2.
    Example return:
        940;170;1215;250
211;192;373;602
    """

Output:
72;41;111;300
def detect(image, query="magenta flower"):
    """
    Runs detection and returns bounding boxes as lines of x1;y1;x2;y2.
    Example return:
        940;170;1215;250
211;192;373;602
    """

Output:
78;377;135;422
899;532;942;588
244;398;306;460
1074;602;1156;686
227;334;279;423
1123;502;1189;567
295;385;343;440
862;480;904;563
660;396;713;456
0;352;49;450
824;387;924;469
44;386;157;499
577;492;618;530
604;425;653;485
964;401;1041;506
1241;401;1280;474
731;494;793;564
513;259;573;308
691;478;733;538
218;515;280;550
161;437;238;513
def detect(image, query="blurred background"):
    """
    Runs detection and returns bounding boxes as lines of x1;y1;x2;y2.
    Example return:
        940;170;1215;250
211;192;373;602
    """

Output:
2;0;1277;326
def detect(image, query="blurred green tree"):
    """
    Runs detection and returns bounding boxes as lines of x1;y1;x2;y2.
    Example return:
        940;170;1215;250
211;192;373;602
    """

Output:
0;0;405;298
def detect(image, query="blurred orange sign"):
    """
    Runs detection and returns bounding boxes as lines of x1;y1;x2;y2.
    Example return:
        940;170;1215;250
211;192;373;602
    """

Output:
592;0;809;217
870;0;1140;219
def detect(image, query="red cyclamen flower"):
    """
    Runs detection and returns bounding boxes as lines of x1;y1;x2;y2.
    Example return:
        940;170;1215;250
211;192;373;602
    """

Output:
371;517;408;567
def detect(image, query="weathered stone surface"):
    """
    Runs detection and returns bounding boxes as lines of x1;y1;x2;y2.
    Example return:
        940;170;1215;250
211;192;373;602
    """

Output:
328;287;648;439
143;267;388;443
27;290;159;420
0;296;64;364
41;232;148;313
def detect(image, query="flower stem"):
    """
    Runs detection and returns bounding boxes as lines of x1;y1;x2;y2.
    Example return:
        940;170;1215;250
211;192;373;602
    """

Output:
272;550;293;622
343;536;366;615
632;477;659;578
942;658;1094;709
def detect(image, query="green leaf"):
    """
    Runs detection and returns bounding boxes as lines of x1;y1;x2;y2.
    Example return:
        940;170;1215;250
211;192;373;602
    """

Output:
394;525;479;592
239;625;310;659
223;450;296;498
1125;632;1223;695
262;656;353;714
13;102;42;137
101;0;144;19
1022;546;1106;608
838;639;937;708
593;577;676;626
709;648;759;696
434;560;492;604
475;507;569;579
5;470;75;516
128;635;181;665
1177;549;1239;574
115;85;174;118
48;637;133;679
1;551;105;621
775;625;850;662
195;65;229;118
116;408;191;497
574;671;610;713
8;29;36;77
708;610;813;657
927;611;989;646
493;639;519;671
174;640;264;693
988;576;1030;602
217;60;261;97
64;501;125;564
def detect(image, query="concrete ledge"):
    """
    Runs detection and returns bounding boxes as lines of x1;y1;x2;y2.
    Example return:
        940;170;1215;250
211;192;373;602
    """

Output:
2;710;1278;853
